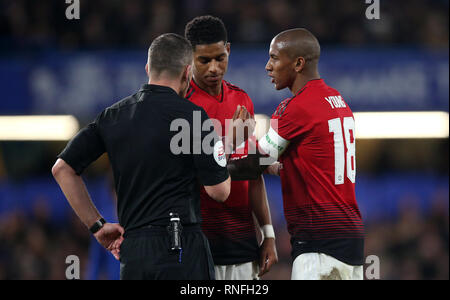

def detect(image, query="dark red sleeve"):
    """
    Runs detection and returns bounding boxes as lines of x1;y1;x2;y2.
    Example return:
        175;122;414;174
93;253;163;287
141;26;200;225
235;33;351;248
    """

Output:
270;97;308;141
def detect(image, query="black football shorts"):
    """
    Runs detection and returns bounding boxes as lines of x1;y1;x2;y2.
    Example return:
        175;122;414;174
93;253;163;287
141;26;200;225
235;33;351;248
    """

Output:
119;224;215;280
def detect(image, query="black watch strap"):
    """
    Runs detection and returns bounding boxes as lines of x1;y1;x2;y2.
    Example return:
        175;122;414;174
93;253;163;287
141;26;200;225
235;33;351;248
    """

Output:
89;218;106;234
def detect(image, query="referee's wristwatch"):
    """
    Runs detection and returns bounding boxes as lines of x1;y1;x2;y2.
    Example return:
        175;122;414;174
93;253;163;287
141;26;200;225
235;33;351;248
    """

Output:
89;218;106;234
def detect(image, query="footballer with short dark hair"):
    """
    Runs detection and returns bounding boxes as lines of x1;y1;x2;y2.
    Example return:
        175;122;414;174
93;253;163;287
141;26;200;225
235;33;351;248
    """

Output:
184;15;278;280
185;15;228;49
228;28;365;280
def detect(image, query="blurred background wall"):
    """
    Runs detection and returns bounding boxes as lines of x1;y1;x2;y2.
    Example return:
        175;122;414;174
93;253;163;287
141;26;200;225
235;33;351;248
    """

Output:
0;0;448;280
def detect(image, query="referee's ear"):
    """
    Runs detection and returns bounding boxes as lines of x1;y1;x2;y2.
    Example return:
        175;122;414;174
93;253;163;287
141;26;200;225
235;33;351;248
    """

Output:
145;63;149;77
179;64;192;98
183;64;192;83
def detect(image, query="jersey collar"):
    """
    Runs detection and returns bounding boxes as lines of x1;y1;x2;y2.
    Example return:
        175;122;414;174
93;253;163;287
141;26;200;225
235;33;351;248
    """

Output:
304;78;324;89
190;79;224;103
293;79;324;96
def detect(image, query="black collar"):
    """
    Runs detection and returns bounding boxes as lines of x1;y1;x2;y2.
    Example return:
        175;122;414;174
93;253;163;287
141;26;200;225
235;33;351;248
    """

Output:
140;84;178;95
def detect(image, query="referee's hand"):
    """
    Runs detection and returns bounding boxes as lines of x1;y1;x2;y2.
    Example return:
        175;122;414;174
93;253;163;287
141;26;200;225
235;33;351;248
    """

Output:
93;223;124;260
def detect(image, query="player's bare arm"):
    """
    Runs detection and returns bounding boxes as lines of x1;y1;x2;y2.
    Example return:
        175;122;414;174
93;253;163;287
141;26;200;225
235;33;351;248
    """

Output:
248;175;278;276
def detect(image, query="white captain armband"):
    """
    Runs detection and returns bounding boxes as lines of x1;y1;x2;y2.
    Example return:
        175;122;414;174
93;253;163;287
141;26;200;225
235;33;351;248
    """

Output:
258;127;290;160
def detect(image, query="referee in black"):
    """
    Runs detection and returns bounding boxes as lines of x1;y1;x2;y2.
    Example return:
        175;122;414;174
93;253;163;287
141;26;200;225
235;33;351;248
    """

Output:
52;33;231;280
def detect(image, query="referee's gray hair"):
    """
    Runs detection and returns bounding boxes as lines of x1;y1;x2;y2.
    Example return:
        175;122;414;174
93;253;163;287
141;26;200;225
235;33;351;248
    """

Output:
148;33;193;78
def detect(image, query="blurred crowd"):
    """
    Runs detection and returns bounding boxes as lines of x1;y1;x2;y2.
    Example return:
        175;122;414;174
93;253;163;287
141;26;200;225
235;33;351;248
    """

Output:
0;186;448;280
1;0;448;53
364;191;449;280
0;199;90;280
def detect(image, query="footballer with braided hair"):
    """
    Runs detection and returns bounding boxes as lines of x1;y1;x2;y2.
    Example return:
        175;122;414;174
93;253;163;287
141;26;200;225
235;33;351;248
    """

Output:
184;15;278;280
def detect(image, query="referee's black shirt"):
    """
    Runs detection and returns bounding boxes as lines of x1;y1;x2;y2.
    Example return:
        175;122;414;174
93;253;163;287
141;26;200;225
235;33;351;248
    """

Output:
58;84;229;231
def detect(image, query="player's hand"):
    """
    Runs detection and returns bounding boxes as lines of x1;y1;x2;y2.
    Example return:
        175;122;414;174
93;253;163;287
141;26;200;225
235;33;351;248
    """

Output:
93;223;124;260
264;162;283;176
225;105;256;153
258;238;278;277
236;105;256;146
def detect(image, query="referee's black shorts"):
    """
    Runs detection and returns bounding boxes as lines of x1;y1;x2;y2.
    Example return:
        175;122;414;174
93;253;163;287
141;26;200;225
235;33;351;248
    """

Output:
119;224;215;280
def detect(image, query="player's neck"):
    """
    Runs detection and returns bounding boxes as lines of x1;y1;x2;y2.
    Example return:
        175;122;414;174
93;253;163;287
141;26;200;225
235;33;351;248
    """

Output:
194;78;222;97
290;72;320;95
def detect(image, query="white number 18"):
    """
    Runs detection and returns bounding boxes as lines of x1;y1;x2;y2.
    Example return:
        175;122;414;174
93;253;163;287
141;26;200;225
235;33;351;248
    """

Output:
328;117;356;185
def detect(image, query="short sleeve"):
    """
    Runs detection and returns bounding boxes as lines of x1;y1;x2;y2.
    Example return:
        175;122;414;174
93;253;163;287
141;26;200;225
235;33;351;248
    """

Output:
193;109;229;186
270;97;308;141
57;116;106;175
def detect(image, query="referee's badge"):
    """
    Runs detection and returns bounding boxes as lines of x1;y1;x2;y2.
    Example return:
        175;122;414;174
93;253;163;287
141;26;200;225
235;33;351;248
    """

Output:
213;140;227;167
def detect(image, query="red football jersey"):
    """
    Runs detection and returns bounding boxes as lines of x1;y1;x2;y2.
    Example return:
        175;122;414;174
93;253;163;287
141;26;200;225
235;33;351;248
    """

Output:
271;79;364;265
186;79;259;265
